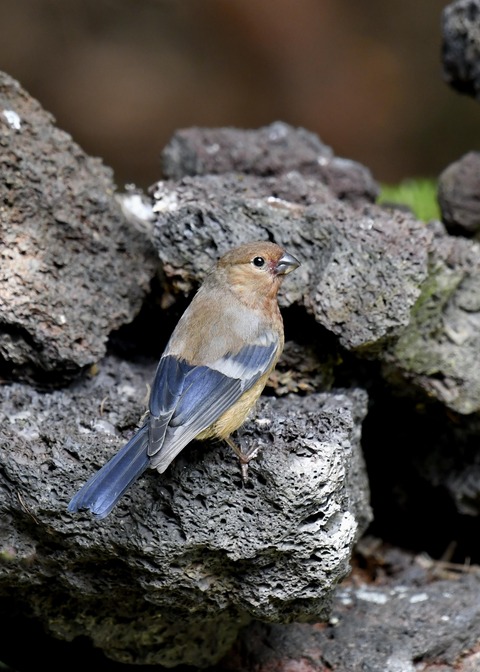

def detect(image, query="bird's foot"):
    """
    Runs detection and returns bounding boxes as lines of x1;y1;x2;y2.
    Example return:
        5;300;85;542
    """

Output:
224;437;260;483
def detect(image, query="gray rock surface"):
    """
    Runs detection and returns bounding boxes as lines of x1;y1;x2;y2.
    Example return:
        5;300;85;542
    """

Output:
132;159;480;415
147;173;431;349
0;70;157;383
2;66;480;672
385;230;480;413
0;355;371;667
442;0;480;99
217;558;480;672
438;151;480;235
160;121;379;205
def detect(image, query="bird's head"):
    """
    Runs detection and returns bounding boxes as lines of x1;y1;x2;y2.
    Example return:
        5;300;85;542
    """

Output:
216;241;300;305
218;241;300;275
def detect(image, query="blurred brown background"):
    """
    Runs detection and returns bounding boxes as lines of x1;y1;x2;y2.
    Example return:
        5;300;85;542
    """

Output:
0;0;477;189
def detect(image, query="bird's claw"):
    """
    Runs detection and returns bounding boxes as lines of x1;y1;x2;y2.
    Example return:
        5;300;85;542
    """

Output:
238;445;260;482
225;436;260;482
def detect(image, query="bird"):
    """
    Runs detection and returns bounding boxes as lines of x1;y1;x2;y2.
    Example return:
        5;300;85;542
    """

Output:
67;241;300;519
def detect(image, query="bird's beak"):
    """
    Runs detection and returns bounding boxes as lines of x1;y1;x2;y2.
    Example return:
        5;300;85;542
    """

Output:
275;251;301;276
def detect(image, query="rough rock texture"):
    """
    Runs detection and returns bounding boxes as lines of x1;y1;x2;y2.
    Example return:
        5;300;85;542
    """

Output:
442;0;480;99
126;161;480;415
214;554;480;672
160;121;379;205
3;67;480;672
147;173;430;349
384;231;480;414
437;151;480;235
0;356;371;667
0;70;157;384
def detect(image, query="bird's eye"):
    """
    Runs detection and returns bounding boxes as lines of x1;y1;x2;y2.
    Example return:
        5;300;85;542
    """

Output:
252;256;265;268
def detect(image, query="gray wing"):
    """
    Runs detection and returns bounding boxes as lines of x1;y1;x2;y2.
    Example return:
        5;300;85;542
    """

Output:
147;331;280;471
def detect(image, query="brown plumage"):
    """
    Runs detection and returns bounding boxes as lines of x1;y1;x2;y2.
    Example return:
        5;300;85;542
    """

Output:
68;241;300;518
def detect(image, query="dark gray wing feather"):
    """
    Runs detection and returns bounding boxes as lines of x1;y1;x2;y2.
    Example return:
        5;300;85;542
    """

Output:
147;334;279;470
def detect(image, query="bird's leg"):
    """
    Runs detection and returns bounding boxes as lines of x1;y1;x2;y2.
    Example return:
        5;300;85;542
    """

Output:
224;436;260;482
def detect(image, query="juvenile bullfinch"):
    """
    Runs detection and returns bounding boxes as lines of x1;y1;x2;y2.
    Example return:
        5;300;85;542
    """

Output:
68;241;300;518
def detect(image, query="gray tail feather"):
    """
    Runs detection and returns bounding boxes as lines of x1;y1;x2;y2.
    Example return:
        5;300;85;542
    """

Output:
67;423;150;519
